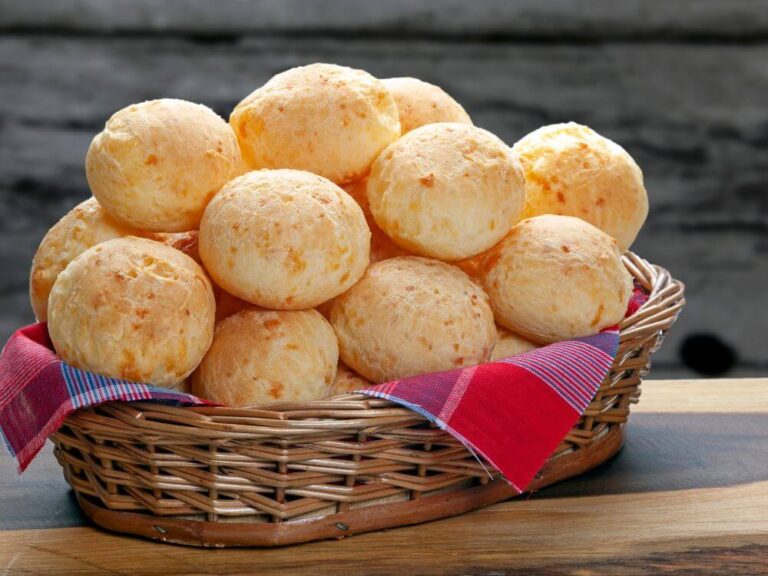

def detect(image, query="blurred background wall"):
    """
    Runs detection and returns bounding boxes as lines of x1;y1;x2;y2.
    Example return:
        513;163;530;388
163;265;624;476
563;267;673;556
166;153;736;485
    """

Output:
1;1;766;378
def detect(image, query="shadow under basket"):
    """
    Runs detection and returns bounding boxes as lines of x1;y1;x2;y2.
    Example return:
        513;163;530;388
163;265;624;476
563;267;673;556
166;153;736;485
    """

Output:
51;253;685;548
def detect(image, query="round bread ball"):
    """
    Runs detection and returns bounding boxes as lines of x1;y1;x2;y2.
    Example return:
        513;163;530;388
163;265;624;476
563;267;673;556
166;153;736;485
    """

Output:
382;77;472;134
367;123;526;261
191;309;338;406
328;361;372;396
481;215;633;344
86;99;241;232
330;256;496;382
199;169;370;310
47;237;215;387
512;122;648;252
491;325;539;361
343;178;409;264
231;63;401;184
29;197;145;321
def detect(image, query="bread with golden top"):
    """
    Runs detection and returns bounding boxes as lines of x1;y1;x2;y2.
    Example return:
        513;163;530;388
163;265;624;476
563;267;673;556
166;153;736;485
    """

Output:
199;169;370;310
331;256;496;382
231;63;401;184
47;236;215;387
366;123;526;261
481;215;632;343
192;308;337;406
512;122;648;251
86;99;241;232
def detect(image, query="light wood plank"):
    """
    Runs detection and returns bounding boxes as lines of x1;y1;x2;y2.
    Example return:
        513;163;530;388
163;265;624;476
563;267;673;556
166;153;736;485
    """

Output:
3;0;768;38
1;480;767;575
636;379;768;413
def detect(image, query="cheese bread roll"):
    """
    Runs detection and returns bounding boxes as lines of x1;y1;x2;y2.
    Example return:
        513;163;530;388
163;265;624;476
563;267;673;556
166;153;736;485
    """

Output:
367;123;525;261
192;309;337;406
331;256;496;382
86;99;241;232
231;63;400;184
512;123;648;251
47;237;215;387
199;169;370;309
481;215;632;343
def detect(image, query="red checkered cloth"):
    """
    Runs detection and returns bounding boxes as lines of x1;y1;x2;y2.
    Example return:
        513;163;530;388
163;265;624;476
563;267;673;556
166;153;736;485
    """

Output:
0;286;645;488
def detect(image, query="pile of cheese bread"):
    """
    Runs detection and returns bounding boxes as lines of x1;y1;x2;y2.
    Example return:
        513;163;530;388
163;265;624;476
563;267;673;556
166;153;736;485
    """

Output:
29;63;648;407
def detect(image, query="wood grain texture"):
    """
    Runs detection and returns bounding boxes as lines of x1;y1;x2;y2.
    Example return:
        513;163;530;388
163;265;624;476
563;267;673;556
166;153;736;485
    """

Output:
635;378;768;413
0;34;767;376
3;0;768;39
1;483;767;574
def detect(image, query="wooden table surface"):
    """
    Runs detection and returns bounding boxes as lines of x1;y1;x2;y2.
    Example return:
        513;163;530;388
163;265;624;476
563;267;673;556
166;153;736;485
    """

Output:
1;378;767;575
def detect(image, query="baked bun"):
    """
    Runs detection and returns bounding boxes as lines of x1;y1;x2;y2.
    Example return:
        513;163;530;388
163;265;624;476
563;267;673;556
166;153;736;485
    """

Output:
328;361;372;396
192;309;338;406
491;325;539;361
86;99;241;232
481;215;633;343
367;123;526;261
382;77;471;134
343;178;409;264
47;237;215;387
331;256;496;382
199;169;370;309
231;63;401;184
29;197;143;321
512;122;648;251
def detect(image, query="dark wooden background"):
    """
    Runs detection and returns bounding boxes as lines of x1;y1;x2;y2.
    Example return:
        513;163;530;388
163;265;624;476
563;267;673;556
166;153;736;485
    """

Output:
1;1;767;378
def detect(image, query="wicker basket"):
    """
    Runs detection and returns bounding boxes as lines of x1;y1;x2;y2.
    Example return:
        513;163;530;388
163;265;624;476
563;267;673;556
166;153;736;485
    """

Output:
51;252;684;547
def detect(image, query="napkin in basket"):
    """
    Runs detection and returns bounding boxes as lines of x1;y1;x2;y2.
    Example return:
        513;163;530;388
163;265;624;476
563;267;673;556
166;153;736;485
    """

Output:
0;284;645;490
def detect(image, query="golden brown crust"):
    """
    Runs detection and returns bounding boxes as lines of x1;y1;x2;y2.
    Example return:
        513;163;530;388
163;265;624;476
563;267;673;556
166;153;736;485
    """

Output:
29;197;147;321
86;99;241;232
199;169;370;310
481;215;633;344
230;63;401;184
330;256;497;383
382;77;472;134
367;123;526;261
47;236;216;386
191;308;338;407
512;122;648;252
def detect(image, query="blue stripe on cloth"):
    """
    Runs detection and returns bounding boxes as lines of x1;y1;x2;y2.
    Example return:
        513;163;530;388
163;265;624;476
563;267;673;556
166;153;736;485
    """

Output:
511;356;591;409
502;359;582;412
60;364;199;408
498;332;618;413
61;364;76;403
579;331;619;357
359;389;448;434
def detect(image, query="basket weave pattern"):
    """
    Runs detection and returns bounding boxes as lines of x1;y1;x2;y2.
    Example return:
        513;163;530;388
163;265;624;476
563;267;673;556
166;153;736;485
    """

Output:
51;253;684;544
